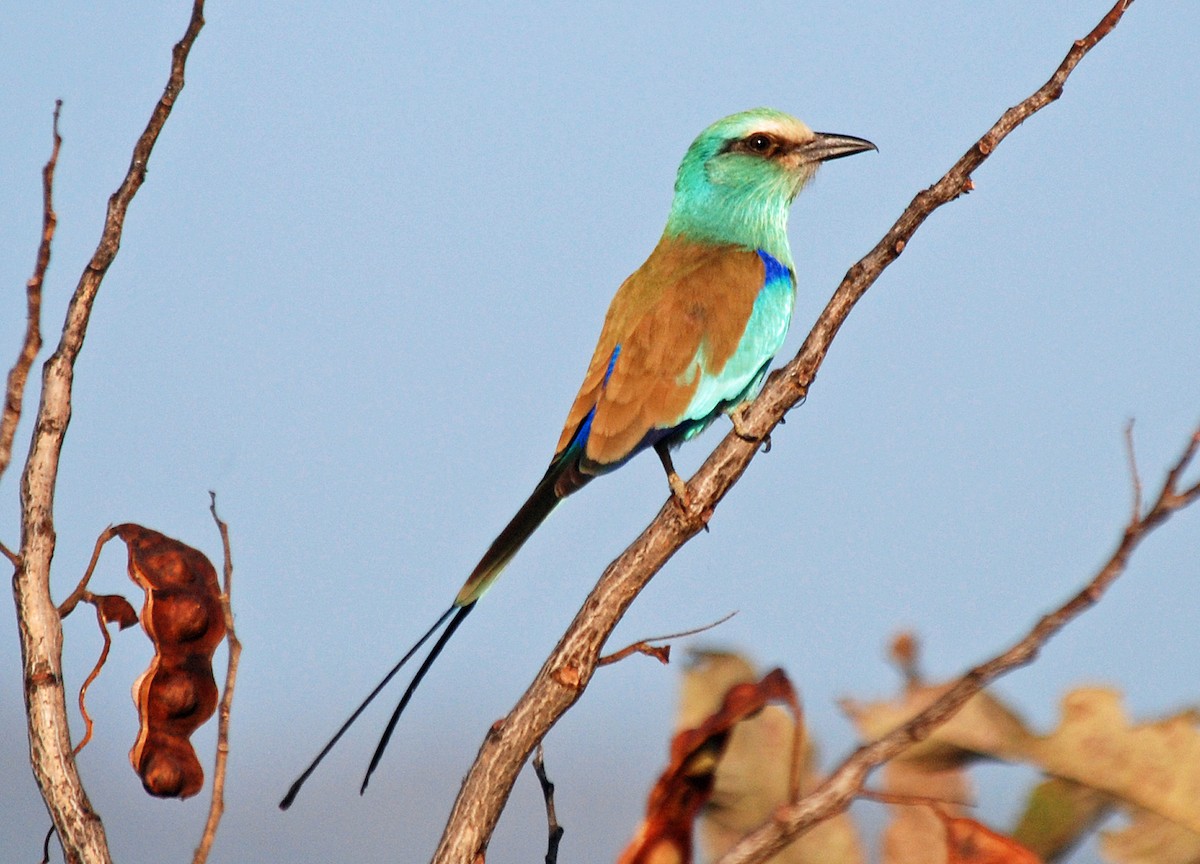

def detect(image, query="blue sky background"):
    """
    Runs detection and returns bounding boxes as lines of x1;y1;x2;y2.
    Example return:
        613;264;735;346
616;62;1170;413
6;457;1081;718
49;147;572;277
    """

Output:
2;3;1197;863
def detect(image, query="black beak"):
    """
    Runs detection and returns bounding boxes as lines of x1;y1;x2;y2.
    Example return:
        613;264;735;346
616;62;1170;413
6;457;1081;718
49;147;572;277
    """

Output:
797;132;878;163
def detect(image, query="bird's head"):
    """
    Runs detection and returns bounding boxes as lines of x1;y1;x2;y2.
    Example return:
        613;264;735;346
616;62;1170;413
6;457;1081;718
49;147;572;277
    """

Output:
665;108;875;261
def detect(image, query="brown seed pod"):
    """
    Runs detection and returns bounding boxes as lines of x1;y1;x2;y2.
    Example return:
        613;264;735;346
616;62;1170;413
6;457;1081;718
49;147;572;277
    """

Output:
115;523;225;799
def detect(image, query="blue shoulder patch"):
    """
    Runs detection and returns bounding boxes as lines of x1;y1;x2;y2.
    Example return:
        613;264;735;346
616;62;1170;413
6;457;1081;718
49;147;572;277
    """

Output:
757;249;790;286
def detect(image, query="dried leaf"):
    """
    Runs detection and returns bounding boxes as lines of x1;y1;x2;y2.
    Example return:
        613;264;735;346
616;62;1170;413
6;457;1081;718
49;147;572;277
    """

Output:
677;651;759;729
1027;689;1200;833
1010;778;1111;862
1100;807;1200;864
843;682;1035;769
880;763;971;864
95;593;138;630
940;815;1042;864
618;667;799;864
680;653;863;864
116;523;225;799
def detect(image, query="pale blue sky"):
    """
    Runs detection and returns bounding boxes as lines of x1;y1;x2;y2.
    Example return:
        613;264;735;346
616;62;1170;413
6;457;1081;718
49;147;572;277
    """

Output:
2;4;1198;863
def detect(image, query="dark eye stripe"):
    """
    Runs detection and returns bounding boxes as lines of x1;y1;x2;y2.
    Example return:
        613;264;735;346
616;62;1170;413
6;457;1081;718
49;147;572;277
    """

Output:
721;132;782;158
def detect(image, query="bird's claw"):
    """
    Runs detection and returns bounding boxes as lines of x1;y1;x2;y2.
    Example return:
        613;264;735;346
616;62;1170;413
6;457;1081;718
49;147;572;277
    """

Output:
728;406;771;453
667;472;693;512
728;405;755;440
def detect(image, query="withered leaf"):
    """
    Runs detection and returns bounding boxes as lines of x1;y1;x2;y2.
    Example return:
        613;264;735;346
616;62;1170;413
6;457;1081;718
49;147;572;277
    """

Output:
617;668;798;864
681;652;863;864
95;593;138;630
1100;806;1200;864
843;682;1035;769
940;815;1042;864
1026;689;1200;834
1010;778;1111;862
880;763;971;864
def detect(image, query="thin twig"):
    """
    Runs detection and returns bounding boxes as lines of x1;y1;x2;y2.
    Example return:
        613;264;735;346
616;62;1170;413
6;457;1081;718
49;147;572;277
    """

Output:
532;745;564;864
430;5;1136;862
13;4;207;862
56;526;117;618
1124;420;1142;523
859;788;973;812
0;101;58;487
713;420;1200;864
193;492;240;864
782;683;804;806
40;825;55;864
598;611;738;666
71;599;111;755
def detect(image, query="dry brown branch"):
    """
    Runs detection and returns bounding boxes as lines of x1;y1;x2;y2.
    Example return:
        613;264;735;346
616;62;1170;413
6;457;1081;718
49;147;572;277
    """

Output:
11;4;206;862
597;611;738;667
192;494;240;864
1124;420;1142;522
599;642;672;667
56;526;117;618
429;3;1136;862
72;603;112;756
1;100;58;487
858;789;974;813
713;422;1200;864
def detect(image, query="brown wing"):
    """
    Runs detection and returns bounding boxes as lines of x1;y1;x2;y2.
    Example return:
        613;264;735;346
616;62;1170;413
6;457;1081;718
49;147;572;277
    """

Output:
553;236;765;467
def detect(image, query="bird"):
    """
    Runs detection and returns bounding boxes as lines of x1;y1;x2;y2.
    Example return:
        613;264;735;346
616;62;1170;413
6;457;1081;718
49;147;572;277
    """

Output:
280;108;875;809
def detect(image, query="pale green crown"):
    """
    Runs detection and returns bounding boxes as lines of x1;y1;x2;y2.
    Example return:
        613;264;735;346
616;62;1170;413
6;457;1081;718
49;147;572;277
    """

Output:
664;108;818;267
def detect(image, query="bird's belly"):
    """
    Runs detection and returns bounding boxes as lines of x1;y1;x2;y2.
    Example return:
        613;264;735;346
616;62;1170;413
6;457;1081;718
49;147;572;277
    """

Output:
673;275;795;431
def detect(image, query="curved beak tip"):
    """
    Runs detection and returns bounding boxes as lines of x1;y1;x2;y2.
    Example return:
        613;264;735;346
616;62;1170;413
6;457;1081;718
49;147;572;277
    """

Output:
805;132;878;163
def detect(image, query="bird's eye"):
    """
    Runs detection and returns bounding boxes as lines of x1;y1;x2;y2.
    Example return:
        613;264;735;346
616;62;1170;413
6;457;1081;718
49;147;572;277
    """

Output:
746;134;772;153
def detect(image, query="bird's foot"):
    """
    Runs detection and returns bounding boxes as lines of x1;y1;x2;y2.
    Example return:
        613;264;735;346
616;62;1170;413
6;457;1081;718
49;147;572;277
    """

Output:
656;441;688;508
669;473;712;531
655;440;707;527
728;405;771;453
667;470;693;512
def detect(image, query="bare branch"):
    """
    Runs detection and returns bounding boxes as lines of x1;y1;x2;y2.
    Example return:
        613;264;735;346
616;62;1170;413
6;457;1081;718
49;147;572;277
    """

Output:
1;100;58;486
598;642;671;667
56;526;117;618
713;420;1200;864
1124;420;1142;523
72;602;114;755
429;4;1136;862
12;4;207;862
598;611;737;667
192;494;241;864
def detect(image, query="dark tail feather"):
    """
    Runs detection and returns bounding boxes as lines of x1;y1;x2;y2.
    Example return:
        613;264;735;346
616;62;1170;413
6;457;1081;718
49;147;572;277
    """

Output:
279;605;458;810
454;454;582;606
359;603;475;794
355;460;578;790
282;454;585;809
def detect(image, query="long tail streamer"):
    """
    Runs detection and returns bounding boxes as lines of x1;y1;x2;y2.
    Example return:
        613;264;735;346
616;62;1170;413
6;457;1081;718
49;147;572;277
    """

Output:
279;603;467;809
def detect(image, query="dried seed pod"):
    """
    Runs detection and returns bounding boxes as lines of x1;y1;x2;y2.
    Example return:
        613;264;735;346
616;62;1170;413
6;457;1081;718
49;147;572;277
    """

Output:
115;523;225;799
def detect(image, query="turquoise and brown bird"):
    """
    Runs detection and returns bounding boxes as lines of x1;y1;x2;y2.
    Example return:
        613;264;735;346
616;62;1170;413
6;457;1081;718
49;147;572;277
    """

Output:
281;108;874;807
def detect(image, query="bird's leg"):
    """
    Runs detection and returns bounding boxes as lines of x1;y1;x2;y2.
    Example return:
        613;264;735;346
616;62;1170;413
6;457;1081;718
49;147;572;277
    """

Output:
654;441;692;510
727;405;771;453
